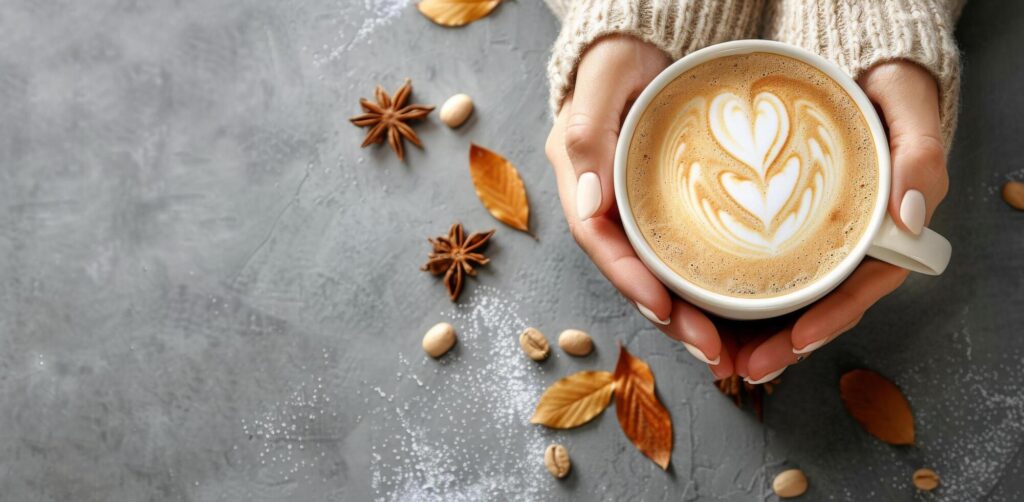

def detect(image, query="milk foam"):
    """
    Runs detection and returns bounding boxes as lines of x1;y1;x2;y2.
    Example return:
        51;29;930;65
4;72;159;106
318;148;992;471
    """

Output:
626;53;878;298
679;96;839;254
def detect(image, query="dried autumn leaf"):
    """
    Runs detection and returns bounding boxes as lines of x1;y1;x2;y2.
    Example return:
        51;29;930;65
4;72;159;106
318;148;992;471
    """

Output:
531;371;614;429
469;143;532;236
613;346;673;469
418;0;501;27
840;369;915;445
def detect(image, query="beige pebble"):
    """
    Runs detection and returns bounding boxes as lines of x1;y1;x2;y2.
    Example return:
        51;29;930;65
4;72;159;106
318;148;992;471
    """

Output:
422;322;456;358
772;468;808;498
519;327;550;361
913;468;940;491
558;329;593;356
544;443;571;479
439;93;474;128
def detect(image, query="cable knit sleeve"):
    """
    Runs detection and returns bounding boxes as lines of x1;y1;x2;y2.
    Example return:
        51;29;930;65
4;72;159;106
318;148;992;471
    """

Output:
543;0;764;115
763;0;965;148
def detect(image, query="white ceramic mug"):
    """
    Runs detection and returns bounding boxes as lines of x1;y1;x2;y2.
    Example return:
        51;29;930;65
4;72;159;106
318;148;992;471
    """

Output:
614;40;951;320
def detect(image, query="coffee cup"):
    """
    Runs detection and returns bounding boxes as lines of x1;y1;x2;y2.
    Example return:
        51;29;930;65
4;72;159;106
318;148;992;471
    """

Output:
614;40;951;320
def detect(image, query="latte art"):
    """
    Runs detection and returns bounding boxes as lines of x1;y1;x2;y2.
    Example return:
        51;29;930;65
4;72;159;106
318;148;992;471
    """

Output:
675;94;839;255
709;92;788;178
627;53;878;298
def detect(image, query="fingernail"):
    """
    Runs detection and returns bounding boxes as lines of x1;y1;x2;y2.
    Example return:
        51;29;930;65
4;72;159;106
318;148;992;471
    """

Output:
793;337;830;354
636;302;670;325
576;172;602;221
899;189;926;235
745;367;786;385
683;342;720;365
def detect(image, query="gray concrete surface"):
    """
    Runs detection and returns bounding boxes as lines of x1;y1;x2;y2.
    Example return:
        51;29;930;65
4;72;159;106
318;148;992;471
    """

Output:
1;1;1022;500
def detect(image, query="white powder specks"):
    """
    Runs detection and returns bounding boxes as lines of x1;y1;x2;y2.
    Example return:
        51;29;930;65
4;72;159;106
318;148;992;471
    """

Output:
899;335;1024;500
951;307;973;361
240;349;343;485
369;287;562;501
311;0;413;67
355;0;413;43
982;166;1024;201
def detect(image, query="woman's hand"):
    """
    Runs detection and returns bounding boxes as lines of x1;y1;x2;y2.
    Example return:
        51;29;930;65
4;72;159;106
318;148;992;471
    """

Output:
737;61;949;383
544;35;726;369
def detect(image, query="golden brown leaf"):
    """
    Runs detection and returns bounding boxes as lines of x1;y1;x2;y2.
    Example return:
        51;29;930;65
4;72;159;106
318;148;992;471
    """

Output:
839;369;915;445
417;0;501;27
469;143;532;236
531;371;615;429
613;346;673;469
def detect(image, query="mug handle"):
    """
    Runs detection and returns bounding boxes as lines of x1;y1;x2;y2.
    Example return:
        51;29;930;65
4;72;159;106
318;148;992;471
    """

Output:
866;216;951;275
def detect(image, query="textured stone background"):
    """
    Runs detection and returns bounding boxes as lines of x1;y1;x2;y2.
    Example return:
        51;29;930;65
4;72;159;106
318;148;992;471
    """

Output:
1;1;1022;501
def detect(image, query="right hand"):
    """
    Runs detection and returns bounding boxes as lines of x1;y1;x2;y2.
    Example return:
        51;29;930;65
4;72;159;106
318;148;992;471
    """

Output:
736;61;948;384
544;36;731;374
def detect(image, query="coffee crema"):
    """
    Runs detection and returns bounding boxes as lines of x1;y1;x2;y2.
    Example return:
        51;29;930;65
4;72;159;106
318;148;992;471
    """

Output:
626;53;878;298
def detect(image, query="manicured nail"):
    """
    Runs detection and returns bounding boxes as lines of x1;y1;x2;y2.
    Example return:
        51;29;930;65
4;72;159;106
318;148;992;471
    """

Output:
745;367;786;385
793;337;829;354
683;342;720;365
899;189;926;235
576;172;601;221
636;303;670;325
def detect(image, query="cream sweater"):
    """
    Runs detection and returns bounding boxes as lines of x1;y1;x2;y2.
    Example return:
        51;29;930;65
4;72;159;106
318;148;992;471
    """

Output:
543;0;964;147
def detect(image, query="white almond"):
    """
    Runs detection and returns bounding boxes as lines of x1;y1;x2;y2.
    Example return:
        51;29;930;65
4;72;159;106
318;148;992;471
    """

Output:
558;329;593;356
422;322;456;358
772;468;808;498
1002;181;1024;210
440;93;474;128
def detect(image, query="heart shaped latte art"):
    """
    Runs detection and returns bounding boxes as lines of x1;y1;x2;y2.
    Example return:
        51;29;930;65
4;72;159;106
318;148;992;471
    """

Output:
709;92;789;180
674;93;839;255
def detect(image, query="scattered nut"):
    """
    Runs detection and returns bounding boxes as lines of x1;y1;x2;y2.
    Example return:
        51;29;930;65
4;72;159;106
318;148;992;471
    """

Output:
1003;181;1024;210
772;468;808;498
544;443;571;479
558;329;593;356
912;468;940;491
439;93;474;128
422;322;456;358
519;327;550;361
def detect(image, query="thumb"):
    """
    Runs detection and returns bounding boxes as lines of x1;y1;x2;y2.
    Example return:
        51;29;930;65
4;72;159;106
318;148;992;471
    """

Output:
860;62;949;234
565;38;668;221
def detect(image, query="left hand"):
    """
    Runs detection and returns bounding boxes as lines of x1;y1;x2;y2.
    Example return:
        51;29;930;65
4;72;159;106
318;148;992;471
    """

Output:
544;36;727;370
727;61;950;383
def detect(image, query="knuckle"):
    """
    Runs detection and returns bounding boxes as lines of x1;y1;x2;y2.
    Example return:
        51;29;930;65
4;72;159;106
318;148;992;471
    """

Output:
607;253;633;274
893;135;948;195
564;113;617;161
894;134;945;166
564;121;598;158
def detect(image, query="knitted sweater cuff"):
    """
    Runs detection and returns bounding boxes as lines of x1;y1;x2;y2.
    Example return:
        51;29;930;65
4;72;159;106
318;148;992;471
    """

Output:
765;0;962;148
545;0;763;115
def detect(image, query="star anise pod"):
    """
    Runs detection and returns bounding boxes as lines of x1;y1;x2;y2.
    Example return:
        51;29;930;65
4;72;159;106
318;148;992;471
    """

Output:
715;375;781;422
349;79;434;161
421;223;494;301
